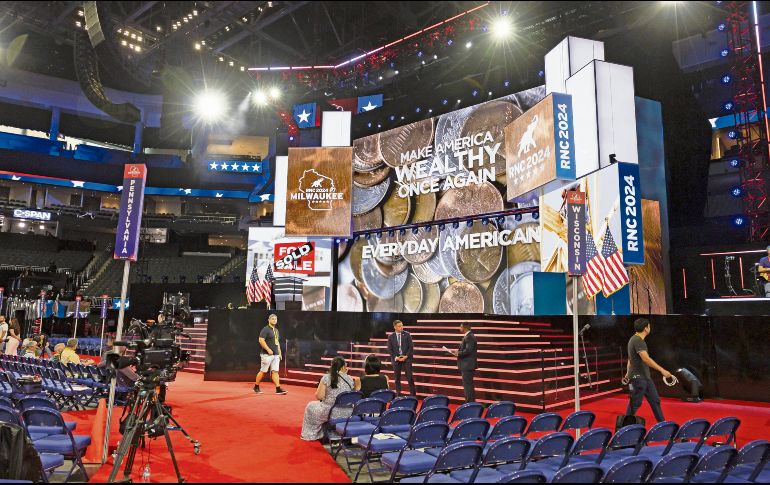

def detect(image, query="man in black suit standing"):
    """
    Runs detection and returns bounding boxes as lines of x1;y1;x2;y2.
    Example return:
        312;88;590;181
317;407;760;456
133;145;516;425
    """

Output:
449;321;477;403
387;320;416;395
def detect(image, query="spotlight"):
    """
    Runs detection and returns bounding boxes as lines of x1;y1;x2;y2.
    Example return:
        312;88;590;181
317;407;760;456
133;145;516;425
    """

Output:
532;212;540;220
452;221;459;229
488;91;492;96
471;89;478;97
496;216;505;225
456;99;461;104
732;215;746;227
367;122;372;128
466;220;473;227
447;39;453;46
491;17;513;39
134;45;141;52
193;9;198;15
433;54;438;60
729;158;741;168
417;51;423;57
377;124;381;128
229;61;234;66
194;90;227;123
503;80;510;87
156;25;162;32
438;223;445;231
728;130;739;139
252;90;269;106
717;22;726;32
75;20;82;27
394;70;399;75
723;101;734;111
194;42;201;50
137;36;142;42
428;109;433;113
240;66;245;71
465;41;472;49
425;226;432;233
399;228;406;236
412;227;419;235
731;186;744;197
219;56;224;62
721;74;732;84
289;135;295;141
481;217;489;225
442;99;448;105
269;86;281;99
400;116;405;120
675;368;703;403
415;107;421;113
378;76;383;80
720;48;729;57
365;233;371;240
514;213;522;222
389;115;396;121
538;70;545;78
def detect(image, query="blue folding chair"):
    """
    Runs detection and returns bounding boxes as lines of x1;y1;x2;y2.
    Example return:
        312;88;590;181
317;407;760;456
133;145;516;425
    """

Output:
401;442;484;483
551;462;604;483
678;417;740;455
397;406;451;439
599;424;648;468
689;446;738;483
647;451;699;483
0;405;51;441
324;390;363;453
619;421;679;460
0;396;14;408
560;410;596;433
495;470;547;483
722;440;770;483
390;396;419;412
22;408;91;482
524;412;563;439
333;398;386;467
487;416;528;445
515;432;574;478
485;401;516;419
382;422;450;483
451;402;484;423
601;455;654;483
425;418;490;457
551;427;613;471
451;436;531;483
371;389;397;404
422;395;450;410
18;397;77;435
353;408;415;482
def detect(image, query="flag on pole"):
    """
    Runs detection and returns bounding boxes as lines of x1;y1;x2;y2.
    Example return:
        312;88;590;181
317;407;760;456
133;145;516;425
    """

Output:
582;231;605;300
600;227;630;297
261;264;275;307
247;259;262;304
293;102;319;129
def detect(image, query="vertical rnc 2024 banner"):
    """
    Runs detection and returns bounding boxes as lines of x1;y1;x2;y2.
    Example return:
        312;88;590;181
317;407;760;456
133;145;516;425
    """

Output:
113;164;147;261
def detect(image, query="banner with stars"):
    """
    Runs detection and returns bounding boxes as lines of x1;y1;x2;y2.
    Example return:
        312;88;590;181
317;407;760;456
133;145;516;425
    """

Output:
208;159;263;174
293;102;320;129
357;94;383;114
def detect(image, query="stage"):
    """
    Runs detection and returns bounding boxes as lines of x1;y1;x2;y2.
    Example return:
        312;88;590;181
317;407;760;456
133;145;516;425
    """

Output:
82;373;770;483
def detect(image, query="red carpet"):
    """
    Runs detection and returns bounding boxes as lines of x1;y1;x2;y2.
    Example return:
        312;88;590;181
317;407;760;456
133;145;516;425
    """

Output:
68;374;770;483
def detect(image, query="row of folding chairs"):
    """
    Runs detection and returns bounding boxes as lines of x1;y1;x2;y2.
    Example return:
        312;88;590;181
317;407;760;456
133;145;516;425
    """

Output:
47;337;106;356
0;395;91;482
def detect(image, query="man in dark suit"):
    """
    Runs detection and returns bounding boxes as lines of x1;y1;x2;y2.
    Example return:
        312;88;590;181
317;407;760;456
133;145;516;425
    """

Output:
387;320;416;395
449;321;478;403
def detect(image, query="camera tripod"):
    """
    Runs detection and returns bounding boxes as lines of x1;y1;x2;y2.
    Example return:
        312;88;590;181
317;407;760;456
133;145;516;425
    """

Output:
108;377;201;483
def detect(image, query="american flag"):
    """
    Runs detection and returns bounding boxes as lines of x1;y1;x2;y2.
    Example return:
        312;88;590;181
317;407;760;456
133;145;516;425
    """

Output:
261;264;274;307
582;231;605;299
246;258;262;304
600;227;629;296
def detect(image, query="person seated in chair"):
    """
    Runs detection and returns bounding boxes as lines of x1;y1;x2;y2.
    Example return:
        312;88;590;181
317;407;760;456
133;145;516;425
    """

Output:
50;343;66;362
300;357;360;441
359;355;389;398
60;338;94;366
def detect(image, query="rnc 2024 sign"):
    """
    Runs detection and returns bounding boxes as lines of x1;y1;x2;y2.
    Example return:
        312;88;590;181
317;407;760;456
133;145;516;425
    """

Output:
505;93;576;201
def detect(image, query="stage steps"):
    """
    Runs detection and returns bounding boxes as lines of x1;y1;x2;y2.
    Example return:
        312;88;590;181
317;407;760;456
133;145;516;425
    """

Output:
178;317;208;375
283;318;623;411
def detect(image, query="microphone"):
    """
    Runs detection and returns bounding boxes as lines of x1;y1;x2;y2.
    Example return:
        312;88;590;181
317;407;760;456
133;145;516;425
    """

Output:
578;324;591;336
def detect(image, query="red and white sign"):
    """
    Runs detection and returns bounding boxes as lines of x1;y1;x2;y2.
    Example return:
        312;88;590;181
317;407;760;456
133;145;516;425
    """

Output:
274;242;315;274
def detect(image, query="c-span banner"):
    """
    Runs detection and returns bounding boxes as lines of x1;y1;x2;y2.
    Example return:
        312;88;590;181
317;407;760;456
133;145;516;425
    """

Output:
113;164;147;261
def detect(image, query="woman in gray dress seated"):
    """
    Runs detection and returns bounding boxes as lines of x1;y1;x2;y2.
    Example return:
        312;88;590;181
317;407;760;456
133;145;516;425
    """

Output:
301;356;361;441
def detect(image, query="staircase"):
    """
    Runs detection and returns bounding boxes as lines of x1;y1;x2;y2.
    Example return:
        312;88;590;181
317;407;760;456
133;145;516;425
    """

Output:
283;318;622;412
178;312;208;374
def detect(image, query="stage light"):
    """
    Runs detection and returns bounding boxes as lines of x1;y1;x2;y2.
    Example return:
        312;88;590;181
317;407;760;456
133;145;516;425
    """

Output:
377;124;381;128
428;109;433;113
538;70;545;78
194;42;201;50
75;21;82;27
228;61;234;66
400;116;405;120
289;135;295;141
472;89;479;97
723;101;734;111
252;90;269;106
532;211;540;220
675;368;703;402
412;227;419;235
240;66;245;71
78;10;84;16
503;80;510;87
415;107;421;113
720;48;729;57
394;70;399;75
496;216;505;225
514;213;522;221
488;91;492;96
121;40;127;46
717;22;726;32
452;221;459;229
269;86;281;99
721;74;732;84
465;41;472;49
481;217;489;225
438;223;446;231
728;130;739;139
365;233;371;240
456;99;461;104
433;54;438;60
729;158;741;168
156;25;162;32
491;17;513;39
367;122;372;128
417;51;423;57
425;226;432;233
134;45;141;52
193;9;198;15
389;115;395;121
731;186;744;197
467;220;474;227
442;99;448;105
399;228;406;236
378;75;383;80
388;230;395;237
137;36;142;42
194;90;227;123
421;60;425;65
219;56;224;62
18;222;26;228
733;215;746;227
447;39;453;46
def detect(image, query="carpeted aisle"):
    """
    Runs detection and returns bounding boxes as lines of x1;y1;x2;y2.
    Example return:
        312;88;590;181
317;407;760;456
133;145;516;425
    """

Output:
86;373;351;483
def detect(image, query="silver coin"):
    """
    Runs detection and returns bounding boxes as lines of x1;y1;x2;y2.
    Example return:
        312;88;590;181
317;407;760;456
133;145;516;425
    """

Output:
361;256;407;299
511;272;536;315
439;226;465;281
352;177;391;216
438;278;451;293
433;107;473;179
412;254;446;285
337;284;364;312
493;261;541;315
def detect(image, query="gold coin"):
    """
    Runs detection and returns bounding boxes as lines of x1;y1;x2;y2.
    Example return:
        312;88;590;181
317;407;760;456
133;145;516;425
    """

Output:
411;192;437;224
507;222;541;267
456;222;503;283
353;164;391;188
459;100;523;183
382;189;412;227
375;258;409;278
353;208;383;232
434;181;504;221
397;229;438;265
395;273;423;313
378;118;434;168
439;281;484;313
419;282;441;313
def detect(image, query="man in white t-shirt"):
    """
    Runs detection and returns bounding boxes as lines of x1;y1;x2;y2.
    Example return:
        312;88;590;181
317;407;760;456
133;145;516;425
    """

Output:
0;316;8;353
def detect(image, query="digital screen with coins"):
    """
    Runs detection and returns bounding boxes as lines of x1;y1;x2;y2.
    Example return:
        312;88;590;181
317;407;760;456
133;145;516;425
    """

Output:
350;86;546;234
336;214;542;315
286;147;353;237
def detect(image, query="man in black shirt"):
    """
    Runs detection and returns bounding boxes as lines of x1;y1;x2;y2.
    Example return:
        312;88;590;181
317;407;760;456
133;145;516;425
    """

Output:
625;318;673;422
387;320;416;396
254;314;287;395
